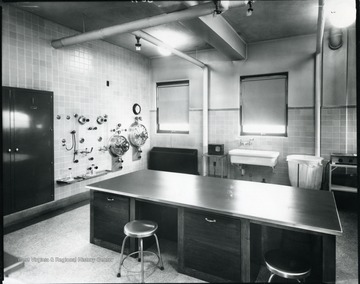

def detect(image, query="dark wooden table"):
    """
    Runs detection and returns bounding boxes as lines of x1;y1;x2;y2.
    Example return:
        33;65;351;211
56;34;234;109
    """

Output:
87;169;342;283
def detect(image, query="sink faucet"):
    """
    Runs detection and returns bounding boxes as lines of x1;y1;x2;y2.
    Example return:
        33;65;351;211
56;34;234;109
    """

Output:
240;138;254;146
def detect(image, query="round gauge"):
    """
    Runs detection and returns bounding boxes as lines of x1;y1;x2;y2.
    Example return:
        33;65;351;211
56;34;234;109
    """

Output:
108;135;130;157
128;123;148;147
132;103;141;115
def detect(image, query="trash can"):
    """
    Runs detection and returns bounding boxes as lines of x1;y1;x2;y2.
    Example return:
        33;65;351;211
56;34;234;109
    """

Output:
286;155;324;190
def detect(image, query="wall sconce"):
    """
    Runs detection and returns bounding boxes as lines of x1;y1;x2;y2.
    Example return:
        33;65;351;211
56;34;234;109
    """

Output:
247;0;254;16
135;36;141;51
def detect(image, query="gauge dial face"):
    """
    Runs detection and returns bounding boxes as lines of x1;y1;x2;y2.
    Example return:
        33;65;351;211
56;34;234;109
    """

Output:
129;123;148;147
108;135;130;157
133;103;141;115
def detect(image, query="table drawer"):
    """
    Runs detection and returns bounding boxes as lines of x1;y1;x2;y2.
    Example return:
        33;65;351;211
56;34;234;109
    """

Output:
93;191;129;246
183;209;241;281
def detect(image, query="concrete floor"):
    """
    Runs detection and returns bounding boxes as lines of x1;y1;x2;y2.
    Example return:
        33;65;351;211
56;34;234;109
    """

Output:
3;192;358;283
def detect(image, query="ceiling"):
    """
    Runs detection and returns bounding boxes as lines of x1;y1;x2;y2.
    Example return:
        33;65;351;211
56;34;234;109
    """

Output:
10;0;356;59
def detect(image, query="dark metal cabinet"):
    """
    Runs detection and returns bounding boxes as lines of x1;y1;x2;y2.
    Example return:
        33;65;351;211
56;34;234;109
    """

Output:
91;191;130;252
182;209;242;282
2;87;54;215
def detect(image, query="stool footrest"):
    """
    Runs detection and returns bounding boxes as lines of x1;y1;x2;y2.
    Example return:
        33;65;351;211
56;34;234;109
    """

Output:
121;251;162;273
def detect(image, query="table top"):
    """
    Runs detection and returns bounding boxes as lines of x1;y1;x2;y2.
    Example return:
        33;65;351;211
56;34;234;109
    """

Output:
87;169;342;236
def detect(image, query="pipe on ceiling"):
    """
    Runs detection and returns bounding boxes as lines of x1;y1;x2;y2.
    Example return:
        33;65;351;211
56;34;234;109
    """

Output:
328;28;343;50
52;2;218;49
316;0;325;54
132;30;206;68
315;0;324;156
202;66;209;176
314;53;322;157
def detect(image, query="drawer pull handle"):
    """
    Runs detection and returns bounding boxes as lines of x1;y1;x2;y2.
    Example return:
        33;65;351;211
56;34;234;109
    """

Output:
205;218;216;223
107;197;114;202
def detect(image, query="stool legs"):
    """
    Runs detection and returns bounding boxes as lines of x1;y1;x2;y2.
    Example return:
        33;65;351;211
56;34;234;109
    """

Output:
268;273;275;283
117;235;129;277
154;233;164;270
140;238;144;283
117;234;164;282
268;273;306;283
138;242;142;262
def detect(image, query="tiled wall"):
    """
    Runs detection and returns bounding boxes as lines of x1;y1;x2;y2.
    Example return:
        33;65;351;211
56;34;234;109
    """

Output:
2;4;151;201
321;106;357;159
151;105;357;187
150;107;318;185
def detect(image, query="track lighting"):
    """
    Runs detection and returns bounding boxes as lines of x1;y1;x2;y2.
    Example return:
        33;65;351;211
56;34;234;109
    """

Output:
247;0;254;16
135;36;141;51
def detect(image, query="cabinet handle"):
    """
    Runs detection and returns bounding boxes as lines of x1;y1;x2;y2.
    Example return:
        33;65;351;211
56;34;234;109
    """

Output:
15;148;19;152
205;218;216;223
107;197;114;202
8;149;11;152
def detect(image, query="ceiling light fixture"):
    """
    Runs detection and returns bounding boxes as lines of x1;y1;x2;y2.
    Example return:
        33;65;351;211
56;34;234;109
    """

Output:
327;2;356;28
135;36;141;51
213;0;223;15
247;0;254;16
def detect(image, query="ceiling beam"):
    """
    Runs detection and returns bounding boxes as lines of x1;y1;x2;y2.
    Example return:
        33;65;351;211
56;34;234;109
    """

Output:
181;1;247;60
51;2;218;48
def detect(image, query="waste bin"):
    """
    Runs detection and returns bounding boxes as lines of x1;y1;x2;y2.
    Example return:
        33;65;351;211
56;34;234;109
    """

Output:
286;155;324;190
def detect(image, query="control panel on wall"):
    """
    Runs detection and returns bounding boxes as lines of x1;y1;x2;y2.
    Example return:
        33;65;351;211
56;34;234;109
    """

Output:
57;112;111;183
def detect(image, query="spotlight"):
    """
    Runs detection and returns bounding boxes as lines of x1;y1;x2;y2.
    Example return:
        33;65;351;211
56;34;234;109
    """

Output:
247;0;254;16
135;36;141;51
213;0;222;15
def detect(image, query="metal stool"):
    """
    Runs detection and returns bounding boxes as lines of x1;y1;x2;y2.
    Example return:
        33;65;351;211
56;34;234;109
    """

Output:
264;249;311;283
117;220;164;283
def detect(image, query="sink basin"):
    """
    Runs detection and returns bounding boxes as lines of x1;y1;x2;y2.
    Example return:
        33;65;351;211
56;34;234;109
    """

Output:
229;149;280;168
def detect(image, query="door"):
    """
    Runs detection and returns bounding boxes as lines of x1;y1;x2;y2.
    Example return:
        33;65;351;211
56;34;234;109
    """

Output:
2;88;14;215
12;88;54;212
2;87;54;214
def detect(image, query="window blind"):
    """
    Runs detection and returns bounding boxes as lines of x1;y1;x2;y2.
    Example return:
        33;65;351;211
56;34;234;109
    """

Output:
240;74;287;135
157;81;189;133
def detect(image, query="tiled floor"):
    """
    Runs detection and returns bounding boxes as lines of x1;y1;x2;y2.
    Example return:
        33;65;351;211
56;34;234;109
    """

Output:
3;204;203;283
3;192;358;283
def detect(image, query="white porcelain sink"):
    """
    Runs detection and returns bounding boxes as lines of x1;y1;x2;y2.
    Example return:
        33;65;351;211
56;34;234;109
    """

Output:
229;149;280;168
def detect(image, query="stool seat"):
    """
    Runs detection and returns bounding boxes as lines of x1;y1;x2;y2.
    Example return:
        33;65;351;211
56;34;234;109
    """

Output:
264;249;311;280
124;220;158;238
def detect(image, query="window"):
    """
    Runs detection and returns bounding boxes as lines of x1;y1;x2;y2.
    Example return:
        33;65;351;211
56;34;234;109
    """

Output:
240;73;288;136
156;80;189;133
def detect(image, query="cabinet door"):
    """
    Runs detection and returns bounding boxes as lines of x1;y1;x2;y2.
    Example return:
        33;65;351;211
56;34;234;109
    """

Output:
2;88;14;215
183;209;241;281
93;191;129;246
12;88;54;212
